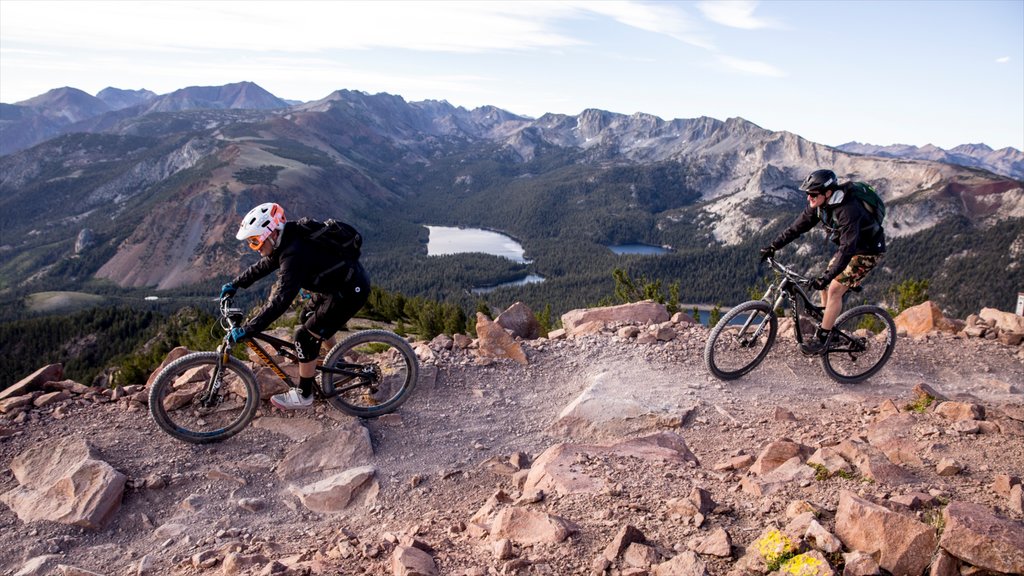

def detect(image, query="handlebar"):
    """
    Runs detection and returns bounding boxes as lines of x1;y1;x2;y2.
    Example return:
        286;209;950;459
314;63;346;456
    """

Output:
764;256;812;285
219;296;245;331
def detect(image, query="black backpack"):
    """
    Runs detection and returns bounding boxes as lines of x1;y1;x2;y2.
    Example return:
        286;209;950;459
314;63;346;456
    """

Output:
846;182;886;226
295;217;362;261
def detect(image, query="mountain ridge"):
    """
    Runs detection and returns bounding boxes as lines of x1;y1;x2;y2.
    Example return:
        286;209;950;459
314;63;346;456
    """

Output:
1;82;1022;319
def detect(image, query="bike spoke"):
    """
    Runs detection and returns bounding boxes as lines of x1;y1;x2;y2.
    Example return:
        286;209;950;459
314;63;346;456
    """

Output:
704;301;777;380
822;306;896;383
149;353;259;443
323;330;418;417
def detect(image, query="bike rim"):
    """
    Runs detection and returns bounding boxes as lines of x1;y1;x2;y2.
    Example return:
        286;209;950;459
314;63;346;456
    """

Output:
823;309;894;382
327;338;414;412
708;304;775;378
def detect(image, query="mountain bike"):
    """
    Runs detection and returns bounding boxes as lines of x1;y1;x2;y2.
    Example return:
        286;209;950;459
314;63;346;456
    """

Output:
149;296;419;443
703;257;896;384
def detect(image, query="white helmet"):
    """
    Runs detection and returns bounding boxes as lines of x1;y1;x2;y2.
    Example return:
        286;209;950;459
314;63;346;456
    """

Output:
236;202;285;251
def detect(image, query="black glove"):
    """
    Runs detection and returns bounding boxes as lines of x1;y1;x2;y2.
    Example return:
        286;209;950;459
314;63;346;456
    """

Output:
809;276;830;291
759;247;775;262
220;283;237;298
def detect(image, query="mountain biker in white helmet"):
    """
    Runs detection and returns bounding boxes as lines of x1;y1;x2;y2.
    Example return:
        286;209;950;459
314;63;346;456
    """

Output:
759;169;886;355
220;202;370;410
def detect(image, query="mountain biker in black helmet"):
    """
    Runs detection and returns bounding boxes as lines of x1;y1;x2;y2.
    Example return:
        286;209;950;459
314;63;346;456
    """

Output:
219;202;370;410
759;169;886;355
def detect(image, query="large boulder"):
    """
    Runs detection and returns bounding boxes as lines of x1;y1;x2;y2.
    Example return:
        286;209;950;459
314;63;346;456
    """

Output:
475;313;528;365
561;301;670;333
939;501;1024;574
495;301;541;340
489;506;576;545
894;301;957;336
289;465;378;513
276;422;373;482
524;432;698;496
749;439;813;475
0;364;63;402
980;307;1024;334
0;437;126;530
835;491;937;576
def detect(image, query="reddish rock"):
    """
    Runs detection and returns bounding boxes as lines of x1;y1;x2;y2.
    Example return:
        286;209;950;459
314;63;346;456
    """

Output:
652;550;708;576
0;436;126;530
934;401;984;422
495;301;541;340
749;439;812;475
939;501;1024;574
561;300;670;332
604;525;646;561
489;506;575;545
475;313;528;365
866;413;923;467
391;545;438;576
836;439;917;485
895;301;957;336
0;364;63;402
835;491;937;576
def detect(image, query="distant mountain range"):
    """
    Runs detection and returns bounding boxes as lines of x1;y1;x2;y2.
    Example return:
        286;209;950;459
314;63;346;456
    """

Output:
1;82;1021;318
836;141;1023;181
0;82;289;155
3;82;1021;178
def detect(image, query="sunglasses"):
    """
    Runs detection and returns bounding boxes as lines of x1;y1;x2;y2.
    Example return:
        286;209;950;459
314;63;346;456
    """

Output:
246;230;272;250
806;192;823;198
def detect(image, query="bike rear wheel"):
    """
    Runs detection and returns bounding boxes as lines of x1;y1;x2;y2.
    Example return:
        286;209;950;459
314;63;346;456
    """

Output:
704;300;778;380
148;351;260;444
821;305;897;384
322;329;419;418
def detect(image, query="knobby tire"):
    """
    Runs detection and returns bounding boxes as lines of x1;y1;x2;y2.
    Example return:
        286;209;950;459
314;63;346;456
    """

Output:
821;305;897;384
322;329;419;418
148;352;260;444
704;300;778;380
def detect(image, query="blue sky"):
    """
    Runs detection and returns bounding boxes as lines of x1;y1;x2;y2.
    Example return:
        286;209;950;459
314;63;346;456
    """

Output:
2;1;1022;150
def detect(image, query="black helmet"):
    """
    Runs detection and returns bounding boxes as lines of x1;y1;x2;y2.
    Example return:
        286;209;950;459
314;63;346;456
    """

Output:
800;169;838;193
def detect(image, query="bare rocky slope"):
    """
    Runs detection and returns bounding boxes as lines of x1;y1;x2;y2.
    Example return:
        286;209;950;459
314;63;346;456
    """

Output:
1;307;1023;576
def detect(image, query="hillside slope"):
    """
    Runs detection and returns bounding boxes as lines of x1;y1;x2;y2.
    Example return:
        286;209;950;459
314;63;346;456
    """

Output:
1;314;1022;575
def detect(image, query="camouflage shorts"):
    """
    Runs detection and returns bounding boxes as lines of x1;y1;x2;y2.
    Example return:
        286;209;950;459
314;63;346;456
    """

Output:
828;254;883;288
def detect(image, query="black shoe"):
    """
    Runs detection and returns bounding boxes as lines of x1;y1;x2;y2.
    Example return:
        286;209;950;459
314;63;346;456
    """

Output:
800;339;827;355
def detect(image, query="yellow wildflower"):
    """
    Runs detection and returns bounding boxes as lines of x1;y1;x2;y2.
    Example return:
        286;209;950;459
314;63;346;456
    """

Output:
781;553;829;576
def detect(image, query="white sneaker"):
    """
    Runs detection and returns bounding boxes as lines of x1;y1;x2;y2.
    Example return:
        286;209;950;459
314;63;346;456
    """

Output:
270;388;314;410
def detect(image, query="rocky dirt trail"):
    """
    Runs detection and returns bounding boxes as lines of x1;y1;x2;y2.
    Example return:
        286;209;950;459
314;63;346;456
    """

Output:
1;306;1023;576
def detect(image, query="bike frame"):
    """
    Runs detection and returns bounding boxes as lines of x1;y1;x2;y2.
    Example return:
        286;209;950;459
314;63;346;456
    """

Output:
758;259;824;346
216;301;372;400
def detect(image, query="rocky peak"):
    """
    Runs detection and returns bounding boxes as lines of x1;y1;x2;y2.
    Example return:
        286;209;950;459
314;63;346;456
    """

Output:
141;81;289;114
95;87;157;111
15;87;111;123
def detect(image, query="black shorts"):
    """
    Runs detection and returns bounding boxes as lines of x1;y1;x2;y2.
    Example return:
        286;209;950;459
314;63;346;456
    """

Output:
302;262;370;339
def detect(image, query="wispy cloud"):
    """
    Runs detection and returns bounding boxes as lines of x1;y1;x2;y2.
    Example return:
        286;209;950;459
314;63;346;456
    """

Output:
0;1;587;54
577;1;716;50
996;56;1011;63
717;55;786;78
696;1;782;30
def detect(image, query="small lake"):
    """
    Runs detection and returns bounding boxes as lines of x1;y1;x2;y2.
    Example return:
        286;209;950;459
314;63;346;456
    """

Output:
608;243;671;256
471;274;546;295
425;226;528;263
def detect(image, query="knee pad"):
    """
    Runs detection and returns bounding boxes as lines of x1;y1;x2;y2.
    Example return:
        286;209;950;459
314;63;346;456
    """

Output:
293;326;321;362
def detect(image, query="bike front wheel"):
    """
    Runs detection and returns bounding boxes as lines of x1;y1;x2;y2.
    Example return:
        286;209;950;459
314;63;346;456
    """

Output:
822;305;897;384
704;300;778;380
148;351;260;444
322;329;419;418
